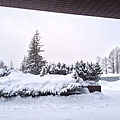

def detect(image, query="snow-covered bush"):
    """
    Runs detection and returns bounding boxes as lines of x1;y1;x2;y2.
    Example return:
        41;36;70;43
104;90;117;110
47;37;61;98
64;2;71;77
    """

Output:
73;61;102;82
41;61;102;82
0;73;81;98
0;67;11;77
40;62;73;76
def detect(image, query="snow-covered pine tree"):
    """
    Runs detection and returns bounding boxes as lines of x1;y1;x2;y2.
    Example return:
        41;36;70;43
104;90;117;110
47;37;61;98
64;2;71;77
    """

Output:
86;62;103;81
20;56;28;73
74;60;88;80
93;62;103;81
0;60;10;77
60;63;68;75
57;62;61;70
67;65;74;74
9;60;14;70
87;62;96;80
0;60;5;69
27;30;46;75
40;62;73;76
73;61;102;81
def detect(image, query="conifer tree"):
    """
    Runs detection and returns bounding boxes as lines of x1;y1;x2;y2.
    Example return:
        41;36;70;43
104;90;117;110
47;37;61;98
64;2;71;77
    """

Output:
94;62;103;81
73;61;102;81
0;60;10;77
40;62;73;76
9;60;14;70
0;60;5;69
27;30;46;75
20;56;28;73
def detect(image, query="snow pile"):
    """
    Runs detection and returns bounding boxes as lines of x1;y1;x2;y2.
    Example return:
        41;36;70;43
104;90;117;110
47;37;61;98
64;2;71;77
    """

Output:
101;79;120;91
0;71;81;97
78;78;100;86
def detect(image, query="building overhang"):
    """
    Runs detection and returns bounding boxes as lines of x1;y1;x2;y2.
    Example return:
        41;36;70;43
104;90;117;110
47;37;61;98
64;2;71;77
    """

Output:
0;0;120;19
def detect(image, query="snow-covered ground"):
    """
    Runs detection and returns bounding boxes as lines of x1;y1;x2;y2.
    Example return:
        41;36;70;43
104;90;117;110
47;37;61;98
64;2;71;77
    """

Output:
0;72;120;120
101;73;120;81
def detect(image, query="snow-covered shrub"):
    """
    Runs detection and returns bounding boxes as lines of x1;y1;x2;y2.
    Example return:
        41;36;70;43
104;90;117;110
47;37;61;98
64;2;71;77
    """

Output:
40;62;73;76
0;67;11;77
0;73;81;97
73;61;102;82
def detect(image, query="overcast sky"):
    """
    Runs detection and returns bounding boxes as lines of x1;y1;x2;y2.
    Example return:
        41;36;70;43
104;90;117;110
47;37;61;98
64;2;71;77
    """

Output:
0;6;120;68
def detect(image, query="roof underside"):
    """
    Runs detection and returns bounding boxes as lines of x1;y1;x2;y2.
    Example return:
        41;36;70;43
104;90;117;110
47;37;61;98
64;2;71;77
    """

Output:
0;0;120;19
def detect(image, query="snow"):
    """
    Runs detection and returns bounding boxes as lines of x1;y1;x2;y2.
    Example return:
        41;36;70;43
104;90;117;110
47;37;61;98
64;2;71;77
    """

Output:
0;71;80;96
0;72;120;120
81;87;90;94
101;79;120;91
101;73;120;77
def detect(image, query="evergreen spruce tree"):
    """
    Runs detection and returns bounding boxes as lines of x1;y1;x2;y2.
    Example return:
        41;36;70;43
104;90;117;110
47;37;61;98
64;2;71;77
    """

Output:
20;56;28;73
94;62;103;81
27;30;46;75
0;60;10;77
0;60;5;69
9;60;14;70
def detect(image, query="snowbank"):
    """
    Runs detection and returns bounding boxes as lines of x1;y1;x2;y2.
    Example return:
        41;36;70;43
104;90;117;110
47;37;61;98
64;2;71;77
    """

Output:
101;79;120;91
0;71;81;97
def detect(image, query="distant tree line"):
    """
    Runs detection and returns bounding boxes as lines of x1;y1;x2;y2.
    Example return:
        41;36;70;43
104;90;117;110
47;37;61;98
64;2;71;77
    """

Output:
96;46;120;74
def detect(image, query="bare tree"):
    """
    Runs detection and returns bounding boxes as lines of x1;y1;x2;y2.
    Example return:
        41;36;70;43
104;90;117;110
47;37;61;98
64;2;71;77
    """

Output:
109;47;120;74
101;56;109;74
114;47;120;74
109;49;115;74
96;56;101;64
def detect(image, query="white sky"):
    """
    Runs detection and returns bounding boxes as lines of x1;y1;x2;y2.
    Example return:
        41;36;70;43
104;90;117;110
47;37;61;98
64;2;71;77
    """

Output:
0;6;120;68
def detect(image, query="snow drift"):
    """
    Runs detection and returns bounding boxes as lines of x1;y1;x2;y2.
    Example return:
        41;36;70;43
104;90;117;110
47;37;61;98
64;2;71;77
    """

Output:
0;71;81;97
